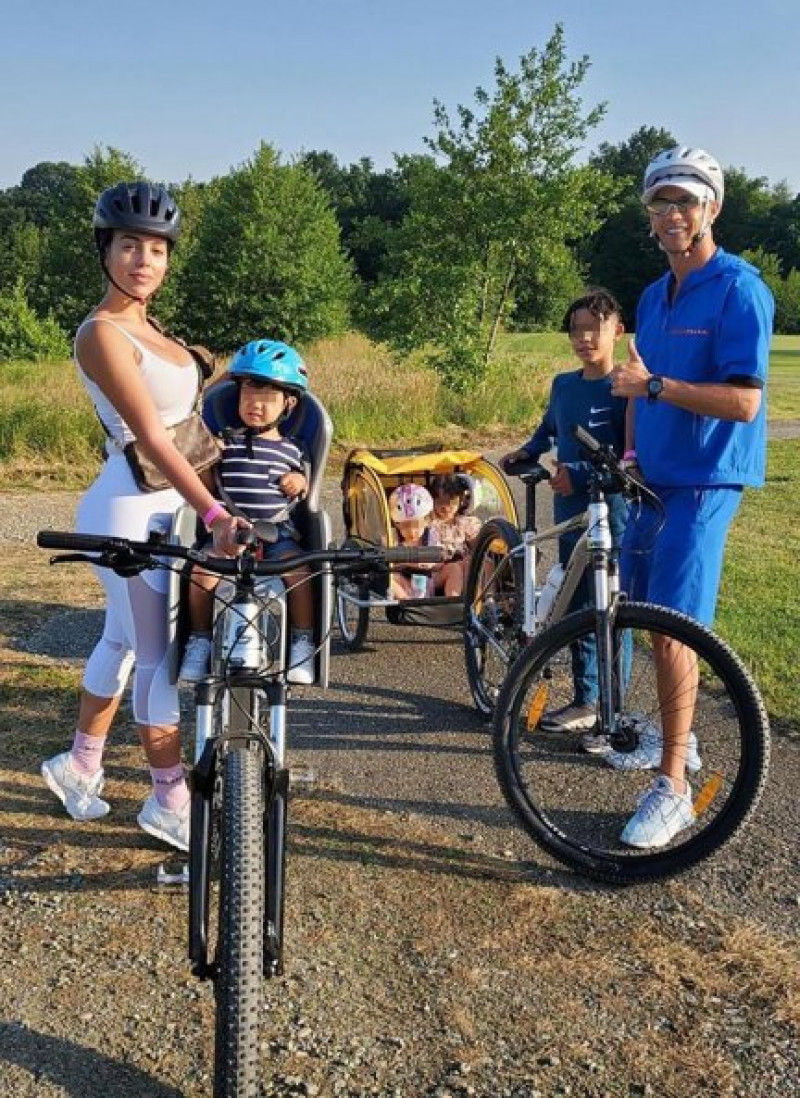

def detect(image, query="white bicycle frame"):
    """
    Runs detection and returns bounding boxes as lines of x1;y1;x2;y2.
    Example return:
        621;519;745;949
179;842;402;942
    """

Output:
521;499;616;638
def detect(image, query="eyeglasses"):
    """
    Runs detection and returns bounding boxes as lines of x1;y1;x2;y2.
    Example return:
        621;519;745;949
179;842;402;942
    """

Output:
645;195;702;216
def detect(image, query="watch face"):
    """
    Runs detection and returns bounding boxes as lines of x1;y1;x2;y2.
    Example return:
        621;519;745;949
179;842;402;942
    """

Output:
648;376;664;400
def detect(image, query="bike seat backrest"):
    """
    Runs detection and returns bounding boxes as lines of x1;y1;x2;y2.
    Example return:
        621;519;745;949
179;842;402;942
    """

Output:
202;379;333;514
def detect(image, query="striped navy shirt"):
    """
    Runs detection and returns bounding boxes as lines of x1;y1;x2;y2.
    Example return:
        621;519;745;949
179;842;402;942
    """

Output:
219;435;305;522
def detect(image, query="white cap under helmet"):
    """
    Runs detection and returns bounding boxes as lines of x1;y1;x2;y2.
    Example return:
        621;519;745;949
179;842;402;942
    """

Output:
642;147;724;206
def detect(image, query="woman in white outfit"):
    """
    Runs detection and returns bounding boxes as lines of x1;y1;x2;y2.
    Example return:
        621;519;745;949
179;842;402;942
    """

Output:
41;182;246;852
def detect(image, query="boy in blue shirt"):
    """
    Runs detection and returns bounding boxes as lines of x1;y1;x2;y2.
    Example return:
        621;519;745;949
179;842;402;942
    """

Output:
609;146;774;849
503;287;628;732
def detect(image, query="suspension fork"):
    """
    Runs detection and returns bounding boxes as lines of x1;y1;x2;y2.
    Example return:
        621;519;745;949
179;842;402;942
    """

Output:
263;680;289;978
587;497;618;737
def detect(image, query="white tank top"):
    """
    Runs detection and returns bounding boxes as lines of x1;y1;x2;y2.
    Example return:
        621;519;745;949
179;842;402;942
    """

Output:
75;318;199;448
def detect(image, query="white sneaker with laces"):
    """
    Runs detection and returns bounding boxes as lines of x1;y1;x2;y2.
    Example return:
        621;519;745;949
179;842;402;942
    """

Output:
41;752;110;821
287;633;315;685
605;721;702;774
620;774;695;849
137;794;190;852
179;633;213;683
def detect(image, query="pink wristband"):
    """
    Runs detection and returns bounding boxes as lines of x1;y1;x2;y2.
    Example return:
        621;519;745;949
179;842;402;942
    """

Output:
203;502;226;529
623;449;637;461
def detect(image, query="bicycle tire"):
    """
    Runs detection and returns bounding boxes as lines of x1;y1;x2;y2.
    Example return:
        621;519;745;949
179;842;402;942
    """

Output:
336;578;370;651
214;727;266;1098
463;518;524;717
494;602;770;883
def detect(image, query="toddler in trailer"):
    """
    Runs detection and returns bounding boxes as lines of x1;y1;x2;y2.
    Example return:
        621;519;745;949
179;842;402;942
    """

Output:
429;473;481;596
179;339;317;685
388;484;438;599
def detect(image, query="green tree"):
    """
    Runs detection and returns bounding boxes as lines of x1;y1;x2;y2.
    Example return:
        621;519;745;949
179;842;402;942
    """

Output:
301;151;410;285
0;281;69;362
176;144;353;349
369;25;616;389
743;247;800;334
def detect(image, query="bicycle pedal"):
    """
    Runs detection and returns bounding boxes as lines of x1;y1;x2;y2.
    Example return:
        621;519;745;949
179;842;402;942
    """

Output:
156;862;189;886
289;765;317;790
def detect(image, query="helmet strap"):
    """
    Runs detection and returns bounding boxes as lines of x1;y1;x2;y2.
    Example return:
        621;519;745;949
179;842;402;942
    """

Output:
100;257;149;306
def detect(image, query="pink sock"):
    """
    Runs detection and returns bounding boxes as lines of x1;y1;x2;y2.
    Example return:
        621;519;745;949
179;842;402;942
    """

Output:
70;730;106;776
150;764;190;812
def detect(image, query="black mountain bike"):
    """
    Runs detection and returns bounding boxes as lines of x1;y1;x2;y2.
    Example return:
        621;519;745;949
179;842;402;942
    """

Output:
37;527;441;1097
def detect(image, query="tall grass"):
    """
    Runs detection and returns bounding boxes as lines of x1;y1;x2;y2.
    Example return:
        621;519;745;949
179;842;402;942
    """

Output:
1;331;797;485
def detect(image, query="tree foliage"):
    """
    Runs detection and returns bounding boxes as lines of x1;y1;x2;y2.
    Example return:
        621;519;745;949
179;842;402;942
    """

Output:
0;281;70;362
176;144;353;349
369;25;617;388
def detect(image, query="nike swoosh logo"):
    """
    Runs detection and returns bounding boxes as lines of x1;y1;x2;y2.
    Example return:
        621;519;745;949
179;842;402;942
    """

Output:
587;418;610;428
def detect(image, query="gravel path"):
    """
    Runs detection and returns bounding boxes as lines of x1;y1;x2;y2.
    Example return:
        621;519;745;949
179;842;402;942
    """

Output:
1;445;798;1098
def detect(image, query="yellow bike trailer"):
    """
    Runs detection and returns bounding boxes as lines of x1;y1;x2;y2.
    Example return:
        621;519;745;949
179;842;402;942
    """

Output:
336;444;517;649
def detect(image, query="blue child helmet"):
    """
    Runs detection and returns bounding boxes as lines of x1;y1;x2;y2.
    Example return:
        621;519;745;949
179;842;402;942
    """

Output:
229;340;309;396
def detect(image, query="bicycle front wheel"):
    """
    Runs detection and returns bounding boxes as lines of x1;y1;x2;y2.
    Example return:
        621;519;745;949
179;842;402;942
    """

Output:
463;518;524;717
214;739;266;1098
494;602;770;883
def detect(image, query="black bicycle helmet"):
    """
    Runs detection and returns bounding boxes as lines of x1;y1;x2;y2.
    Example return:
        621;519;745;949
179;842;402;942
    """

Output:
93;182;182;253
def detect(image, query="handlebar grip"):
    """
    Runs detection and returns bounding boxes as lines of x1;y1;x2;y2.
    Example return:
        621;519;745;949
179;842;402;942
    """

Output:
572;425;603;452
383;546;445;565
503;459;551;483
37;530;114;551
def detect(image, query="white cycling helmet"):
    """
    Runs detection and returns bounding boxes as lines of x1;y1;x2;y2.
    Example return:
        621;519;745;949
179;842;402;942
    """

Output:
642;146;724;206
389;483;434;523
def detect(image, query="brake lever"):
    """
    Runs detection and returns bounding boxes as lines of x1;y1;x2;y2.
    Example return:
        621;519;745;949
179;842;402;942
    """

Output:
65;548;154;578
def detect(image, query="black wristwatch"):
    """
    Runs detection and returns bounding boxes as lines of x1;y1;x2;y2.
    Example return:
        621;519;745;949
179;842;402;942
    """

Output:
646;374;664;403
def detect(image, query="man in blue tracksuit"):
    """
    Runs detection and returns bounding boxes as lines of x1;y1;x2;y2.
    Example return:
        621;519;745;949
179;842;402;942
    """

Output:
607;146;774;849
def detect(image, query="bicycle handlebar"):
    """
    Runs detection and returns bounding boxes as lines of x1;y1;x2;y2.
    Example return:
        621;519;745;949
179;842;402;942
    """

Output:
36;530;444;576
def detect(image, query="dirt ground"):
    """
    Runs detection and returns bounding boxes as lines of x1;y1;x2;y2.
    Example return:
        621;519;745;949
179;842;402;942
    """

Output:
0;492;797;1098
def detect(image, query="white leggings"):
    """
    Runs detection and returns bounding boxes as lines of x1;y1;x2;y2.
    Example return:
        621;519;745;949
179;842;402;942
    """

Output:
77;455;183;726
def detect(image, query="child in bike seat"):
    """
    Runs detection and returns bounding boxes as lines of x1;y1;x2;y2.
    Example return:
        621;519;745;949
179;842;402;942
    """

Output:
388;483;438;599
502;288;629;736
429;473;481;597
179;340;316;685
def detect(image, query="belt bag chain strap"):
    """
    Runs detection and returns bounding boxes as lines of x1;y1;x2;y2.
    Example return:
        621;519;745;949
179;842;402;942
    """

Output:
96;319;221;493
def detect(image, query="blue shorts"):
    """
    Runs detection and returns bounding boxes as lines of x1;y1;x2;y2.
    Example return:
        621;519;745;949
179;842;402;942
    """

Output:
620;486;743;626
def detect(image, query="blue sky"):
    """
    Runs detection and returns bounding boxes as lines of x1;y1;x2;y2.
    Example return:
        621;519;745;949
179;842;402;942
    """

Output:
2;0;798;195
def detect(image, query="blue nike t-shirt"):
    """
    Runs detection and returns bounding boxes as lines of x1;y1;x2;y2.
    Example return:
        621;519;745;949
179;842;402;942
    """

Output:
522;370;627;523
634;249;774;488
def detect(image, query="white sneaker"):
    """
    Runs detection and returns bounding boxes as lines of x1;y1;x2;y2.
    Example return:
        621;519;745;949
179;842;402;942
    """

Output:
179;634;213;683
137;794;190;852
41;752;110;821
605;718;702;774
620;774;695;849
287;634;315;685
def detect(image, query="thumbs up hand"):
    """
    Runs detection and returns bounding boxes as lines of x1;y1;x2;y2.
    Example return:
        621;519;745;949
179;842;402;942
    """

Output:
611;338;651;397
